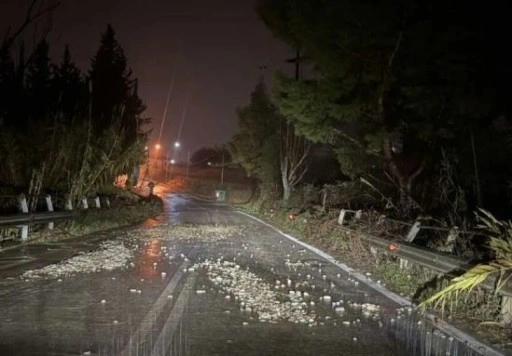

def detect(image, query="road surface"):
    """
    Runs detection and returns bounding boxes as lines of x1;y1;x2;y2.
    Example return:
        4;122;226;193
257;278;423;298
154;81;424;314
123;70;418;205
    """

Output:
0;192;488;355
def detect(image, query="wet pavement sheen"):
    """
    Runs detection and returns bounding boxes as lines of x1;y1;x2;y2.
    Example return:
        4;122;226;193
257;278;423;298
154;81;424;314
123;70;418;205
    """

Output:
0;193;409;355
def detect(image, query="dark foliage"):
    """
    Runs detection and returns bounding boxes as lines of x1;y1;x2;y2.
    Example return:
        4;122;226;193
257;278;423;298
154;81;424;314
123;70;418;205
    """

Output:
0;24;150;200
256;0;512;217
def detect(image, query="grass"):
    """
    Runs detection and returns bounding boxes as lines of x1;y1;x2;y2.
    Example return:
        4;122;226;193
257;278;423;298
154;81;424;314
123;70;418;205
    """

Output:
66;195;162;236
236;201;507;326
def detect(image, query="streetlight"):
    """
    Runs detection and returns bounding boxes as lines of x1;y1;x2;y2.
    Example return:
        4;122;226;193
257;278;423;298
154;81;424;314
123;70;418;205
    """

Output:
170;159;176;164
154;144;162;170
174;141;181;163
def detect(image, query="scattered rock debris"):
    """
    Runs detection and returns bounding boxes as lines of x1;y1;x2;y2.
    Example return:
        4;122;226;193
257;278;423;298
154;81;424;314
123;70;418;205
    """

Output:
21;240;133;280
127;224;248;243
194;259;317;325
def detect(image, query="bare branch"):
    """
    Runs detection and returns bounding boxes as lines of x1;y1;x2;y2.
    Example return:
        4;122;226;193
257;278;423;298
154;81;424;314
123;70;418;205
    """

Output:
1;0;60;54
387;31;403;71
280;120;311;198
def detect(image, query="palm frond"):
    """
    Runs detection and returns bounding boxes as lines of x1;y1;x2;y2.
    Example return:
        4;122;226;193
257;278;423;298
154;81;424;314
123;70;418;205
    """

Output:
420;209;512;311
419;261;511;310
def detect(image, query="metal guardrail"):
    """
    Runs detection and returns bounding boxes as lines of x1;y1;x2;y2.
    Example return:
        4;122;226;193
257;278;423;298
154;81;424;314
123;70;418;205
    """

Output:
0;211;76;226
0;193;110;242
337;209;512;296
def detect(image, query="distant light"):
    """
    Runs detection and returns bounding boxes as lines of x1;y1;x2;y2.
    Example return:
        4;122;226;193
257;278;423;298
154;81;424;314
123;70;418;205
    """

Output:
170;159;176;164
174;142;181;148
144;146;148;150
155;143;161;150
207;162;212;166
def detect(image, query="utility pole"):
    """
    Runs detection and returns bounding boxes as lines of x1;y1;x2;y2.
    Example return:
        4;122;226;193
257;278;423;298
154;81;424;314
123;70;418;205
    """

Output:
220;146;225;187
285;48;304;81
165;151;169;181
186;150;190;178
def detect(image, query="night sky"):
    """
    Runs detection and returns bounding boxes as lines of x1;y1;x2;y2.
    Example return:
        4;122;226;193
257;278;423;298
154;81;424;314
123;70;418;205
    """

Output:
0;0;293;155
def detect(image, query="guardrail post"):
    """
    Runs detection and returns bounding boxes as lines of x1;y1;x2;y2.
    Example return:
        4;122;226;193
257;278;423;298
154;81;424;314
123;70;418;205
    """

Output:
18;193;29;241
45;194;54;230
405;221;421;242
45;195;54;212
338;209;347;225
20;225;28;241
94;196;101;209
321;188;327;212
81;197;88;209
338;209;362;225
501;297;512;324
442;227;459;253
18;194;28;213
65;197;73;211
401;221;421;267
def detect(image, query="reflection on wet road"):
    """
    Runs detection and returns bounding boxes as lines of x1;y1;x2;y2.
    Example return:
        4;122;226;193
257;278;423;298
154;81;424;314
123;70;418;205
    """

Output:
0;193;495;355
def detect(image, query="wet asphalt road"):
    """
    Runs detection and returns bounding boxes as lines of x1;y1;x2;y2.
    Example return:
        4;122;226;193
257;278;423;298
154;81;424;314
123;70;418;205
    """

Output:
0;193;412;356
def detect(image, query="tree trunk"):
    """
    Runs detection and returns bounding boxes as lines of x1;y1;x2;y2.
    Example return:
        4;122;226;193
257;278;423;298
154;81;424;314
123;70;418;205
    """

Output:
282;176;291;202
383;135;428;212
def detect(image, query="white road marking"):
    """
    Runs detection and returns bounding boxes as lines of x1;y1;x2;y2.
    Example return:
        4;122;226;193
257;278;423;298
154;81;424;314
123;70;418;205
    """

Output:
150;274;196;356
119;260;190;356
236;210;505;356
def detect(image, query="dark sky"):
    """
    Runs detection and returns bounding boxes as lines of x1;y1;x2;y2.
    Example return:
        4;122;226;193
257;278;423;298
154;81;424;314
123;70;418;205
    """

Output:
1;0;293;155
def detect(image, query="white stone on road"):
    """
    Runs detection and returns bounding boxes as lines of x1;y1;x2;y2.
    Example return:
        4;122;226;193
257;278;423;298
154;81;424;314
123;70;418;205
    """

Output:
194;259;317;325
21;240;133;280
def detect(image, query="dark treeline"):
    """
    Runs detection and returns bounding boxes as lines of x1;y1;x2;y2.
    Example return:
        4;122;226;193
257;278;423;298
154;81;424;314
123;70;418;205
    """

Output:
231;0;512;224
0;24;149;202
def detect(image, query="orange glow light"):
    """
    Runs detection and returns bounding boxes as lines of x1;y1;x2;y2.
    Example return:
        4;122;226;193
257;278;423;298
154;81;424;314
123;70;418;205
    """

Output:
388;242;399;253
136;239;162;278
155;143;161;150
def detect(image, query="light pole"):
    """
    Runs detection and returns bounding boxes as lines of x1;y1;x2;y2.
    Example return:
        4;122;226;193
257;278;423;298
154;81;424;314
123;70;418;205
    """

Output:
165;150;169;180
174;141;181;163
141;146;150;184
220;146;225;187
186;150;190;178
154;143;161;170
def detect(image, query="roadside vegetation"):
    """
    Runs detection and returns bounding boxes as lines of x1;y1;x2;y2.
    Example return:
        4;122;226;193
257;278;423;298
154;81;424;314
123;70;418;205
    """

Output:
1;186;163;247
0;2;155;240
219;0;512;345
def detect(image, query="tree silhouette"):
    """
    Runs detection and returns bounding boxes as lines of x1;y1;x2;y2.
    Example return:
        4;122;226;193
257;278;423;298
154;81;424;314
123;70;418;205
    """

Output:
53;45;84;124
89;24;132;130
26;39;52;122
258;0;512;212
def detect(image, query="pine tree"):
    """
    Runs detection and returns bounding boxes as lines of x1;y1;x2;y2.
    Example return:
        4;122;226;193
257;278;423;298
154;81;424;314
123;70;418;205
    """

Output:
25;39;52;122
0;50;16;125
258;0;512;211
121;79;148;143
229;80;281;198
0;43;29;129
89;24;131;130
53;45;83;124
89;24;147;140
